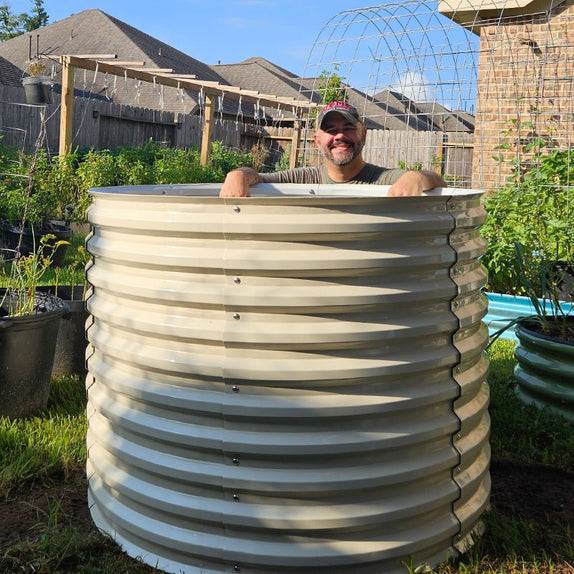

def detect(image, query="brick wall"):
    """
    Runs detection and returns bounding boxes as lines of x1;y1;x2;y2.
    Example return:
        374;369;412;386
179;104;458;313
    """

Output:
473;0;574;190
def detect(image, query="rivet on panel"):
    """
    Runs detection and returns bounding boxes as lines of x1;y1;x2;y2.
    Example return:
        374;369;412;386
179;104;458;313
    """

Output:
233;312;240;320
232;385;240;393
232;458;240;465
308;189;316;195
234;205;241;213
233;493;240;501
233;277;241;284
234;565;241;572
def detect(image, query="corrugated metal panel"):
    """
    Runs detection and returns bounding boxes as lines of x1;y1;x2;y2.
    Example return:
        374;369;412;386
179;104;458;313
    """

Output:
515;322;574;422
85;183;489;574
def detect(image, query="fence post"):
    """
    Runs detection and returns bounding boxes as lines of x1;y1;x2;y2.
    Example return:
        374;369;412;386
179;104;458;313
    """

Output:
200;93;215;166
435;133;445;175
289;118;302;168
59;56;75;156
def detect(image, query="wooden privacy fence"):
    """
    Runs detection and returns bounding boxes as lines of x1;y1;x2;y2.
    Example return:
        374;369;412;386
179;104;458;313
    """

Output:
0;83;473;183
363;130;475;186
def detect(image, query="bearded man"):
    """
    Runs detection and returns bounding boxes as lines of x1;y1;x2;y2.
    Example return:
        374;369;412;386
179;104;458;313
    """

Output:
219;101;445;197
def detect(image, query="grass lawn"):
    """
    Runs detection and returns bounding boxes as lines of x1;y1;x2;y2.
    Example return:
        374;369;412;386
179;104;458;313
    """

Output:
1;338;573;572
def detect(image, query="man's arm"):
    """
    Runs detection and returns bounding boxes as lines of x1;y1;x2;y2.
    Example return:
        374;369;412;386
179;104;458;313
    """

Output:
219;167;263;197
387;170;446;197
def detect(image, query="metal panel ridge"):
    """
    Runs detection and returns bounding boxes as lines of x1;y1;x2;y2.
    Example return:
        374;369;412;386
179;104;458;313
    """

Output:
86;183;489;574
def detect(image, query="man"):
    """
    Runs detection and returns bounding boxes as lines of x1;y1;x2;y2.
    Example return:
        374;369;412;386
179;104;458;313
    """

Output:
219;101;445;197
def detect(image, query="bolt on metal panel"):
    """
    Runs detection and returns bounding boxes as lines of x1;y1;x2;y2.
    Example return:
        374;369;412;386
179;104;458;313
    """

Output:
85;183;489;574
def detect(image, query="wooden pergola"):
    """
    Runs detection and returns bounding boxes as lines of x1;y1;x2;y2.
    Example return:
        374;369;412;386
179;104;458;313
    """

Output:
55;55;319;167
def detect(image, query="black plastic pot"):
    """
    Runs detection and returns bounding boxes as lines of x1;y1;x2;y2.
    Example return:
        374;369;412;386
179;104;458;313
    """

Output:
22;75;52;105
0;222;73;267
40;285;89;377
0;291;68;418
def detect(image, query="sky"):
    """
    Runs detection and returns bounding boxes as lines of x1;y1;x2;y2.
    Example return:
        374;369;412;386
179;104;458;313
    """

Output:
6;0;379;78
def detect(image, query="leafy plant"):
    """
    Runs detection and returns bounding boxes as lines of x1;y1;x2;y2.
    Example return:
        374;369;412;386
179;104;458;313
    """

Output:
274;144;291;172
209;140;254;176
0;0;48;41
317;65;348;105
0;234;69;316
0;140;263;225
480;133;573;296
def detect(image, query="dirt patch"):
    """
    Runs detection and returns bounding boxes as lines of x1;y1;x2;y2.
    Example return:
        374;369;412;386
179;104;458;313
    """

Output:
0;471;93;547
490;460;574;525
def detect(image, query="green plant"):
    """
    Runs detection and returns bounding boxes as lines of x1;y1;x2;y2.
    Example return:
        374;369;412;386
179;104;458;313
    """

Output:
480;126;573;296
274;144;291;172
209;140;254;175
1;141;264;227
317;65;348;105
398;160;424;171
0;0;48;41
0;234;69;316
487;242;574;345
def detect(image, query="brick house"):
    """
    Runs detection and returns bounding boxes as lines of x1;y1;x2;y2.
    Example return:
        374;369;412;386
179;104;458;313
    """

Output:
440;0;574;190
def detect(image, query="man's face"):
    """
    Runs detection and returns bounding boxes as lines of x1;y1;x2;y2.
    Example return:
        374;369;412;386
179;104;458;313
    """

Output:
314;112;366;166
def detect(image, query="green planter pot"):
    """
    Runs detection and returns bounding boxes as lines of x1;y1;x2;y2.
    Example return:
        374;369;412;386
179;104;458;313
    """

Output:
514;319;574;422
0;291;68;418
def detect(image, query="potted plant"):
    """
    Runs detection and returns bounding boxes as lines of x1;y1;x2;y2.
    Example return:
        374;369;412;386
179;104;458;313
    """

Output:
0;234;69;418
483;135;574;420
480;129;574;338
22;60;52;105
40;243;91;377
509;246;574;422
0;148;74;266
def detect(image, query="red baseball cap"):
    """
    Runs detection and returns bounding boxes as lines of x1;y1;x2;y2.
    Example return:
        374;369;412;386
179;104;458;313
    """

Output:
317;101;361;128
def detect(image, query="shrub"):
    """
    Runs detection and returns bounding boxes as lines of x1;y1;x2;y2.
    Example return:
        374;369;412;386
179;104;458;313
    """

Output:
0;140;259;225
480;145;573;295
209;140;253;176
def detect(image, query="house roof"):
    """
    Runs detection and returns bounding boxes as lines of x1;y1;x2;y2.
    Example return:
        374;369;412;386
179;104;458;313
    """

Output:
413;100;475;132
211;58;314;122
0;11;474;133
0;9;229;114
0;56;24;88
214;58;437;131
373;90;474;133
213;58;304;104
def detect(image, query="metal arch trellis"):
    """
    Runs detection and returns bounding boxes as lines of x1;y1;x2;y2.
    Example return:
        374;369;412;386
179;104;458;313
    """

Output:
299;0;480;184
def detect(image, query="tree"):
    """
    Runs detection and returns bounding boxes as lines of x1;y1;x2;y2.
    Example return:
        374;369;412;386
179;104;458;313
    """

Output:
317;65;348;105
0;0;48;41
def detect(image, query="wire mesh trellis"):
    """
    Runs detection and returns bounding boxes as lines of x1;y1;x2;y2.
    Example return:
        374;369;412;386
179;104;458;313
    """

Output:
299;0;574;195
300;0;479;186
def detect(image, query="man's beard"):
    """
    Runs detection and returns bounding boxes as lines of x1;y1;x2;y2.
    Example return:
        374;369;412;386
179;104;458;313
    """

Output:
319;137;365;166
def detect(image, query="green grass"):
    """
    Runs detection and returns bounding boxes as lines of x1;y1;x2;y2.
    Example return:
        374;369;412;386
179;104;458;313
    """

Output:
0;376;87;496
488;340;574;470
1;339;573;573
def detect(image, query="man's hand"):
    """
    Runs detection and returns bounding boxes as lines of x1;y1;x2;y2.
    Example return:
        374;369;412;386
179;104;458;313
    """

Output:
387;170;446;196
219;167;263;197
